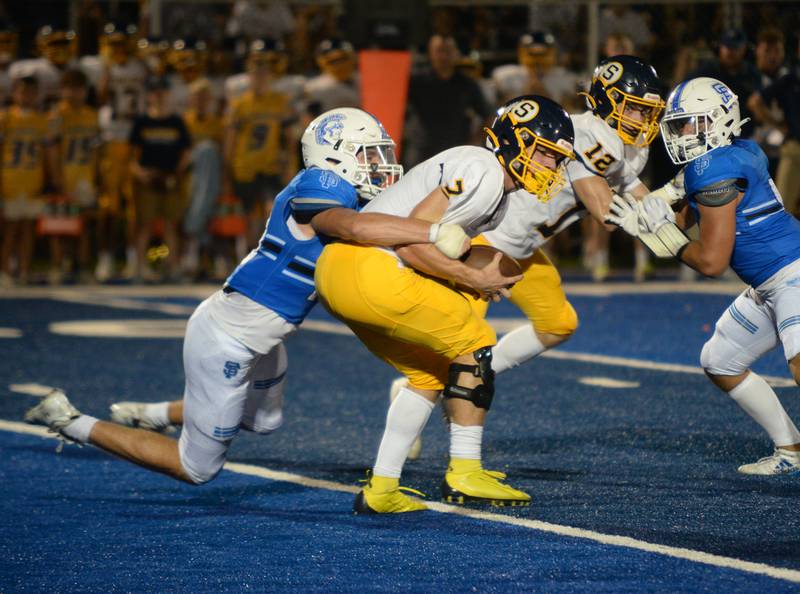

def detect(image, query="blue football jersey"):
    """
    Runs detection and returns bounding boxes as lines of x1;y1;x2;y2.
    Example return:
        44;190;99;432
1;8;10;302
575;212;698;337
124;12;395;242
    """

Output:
225;167;358;324
684;139;800;286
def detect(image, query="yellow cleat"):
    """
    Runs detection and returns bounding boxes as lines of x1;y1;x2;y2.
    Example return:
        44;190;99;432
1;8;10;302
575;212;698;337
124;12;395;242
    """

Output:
353;474;428;514
441;459;530;507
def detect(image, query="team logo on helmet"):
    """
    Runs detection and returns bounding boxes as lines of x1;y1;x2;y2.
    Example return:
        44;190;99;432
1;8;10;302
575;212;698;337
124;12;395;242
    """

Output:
595;61;624;86
315;113;346;145
508;99;540;123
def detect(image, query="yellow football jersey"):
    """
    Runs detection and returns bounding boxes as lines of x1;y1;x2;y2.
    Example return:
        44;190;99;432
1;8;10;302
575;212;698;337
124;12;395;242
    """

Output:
0;106;48;199
49;102;100;198
185;110;223;144
226;90;291;181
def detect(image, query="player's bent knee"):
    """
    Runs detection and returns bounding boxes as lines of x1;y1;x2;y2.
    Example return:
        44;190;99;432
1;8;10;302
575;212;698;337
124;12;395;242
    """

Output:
443;346;495;410
700;333;748;376
179;448;225;485
535;302;579;338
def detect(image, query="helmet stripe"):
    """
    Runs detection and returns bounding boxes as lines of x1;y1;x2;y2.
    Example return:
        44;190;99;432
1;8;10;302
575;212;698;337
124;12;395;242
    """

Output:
671;80;690;112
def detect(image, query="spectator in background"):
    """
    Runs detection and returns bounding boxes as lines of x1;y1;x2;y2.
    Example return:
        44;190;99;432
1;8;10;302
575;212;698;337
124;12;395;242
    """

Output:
47;68;101;284
598;5;654;56
690;28;760;138
749;47;800;218
225;0;294;41
603;32;634;59
182;77;223;279
0;76;49;286
405;34;491;165
751;27;789;173
129;77;191;282
223;39;293;251
0;20;17;106
456;50;496;108
492;31;581;112
304;38;360;116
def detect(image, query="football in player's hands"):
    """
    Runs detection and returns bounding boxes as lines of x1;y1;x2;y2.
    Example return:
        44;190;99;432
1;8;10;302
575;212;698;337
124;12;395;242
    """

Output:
459;245;522;283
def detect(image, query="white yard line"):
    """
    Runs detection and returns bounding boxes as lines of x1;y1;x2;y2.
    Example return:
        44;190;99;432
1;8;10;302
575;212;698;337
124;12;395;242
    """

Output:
1;418;798;584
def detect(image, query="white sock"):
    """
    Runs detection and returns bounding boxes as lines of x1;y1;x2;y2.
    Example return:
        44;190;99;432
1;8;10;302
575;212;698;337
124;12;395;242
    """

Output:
373;387;435;478
728;372;800;447
449;423;483;460
144;402;171;428
492;325;546;374
61;415;99;443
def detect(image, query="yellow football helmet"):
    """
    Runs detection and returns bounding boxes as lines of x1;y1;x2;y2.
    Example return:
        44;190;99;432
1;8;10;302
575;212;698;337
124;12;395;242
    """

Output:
169;38;208;81
37;26;77;67
316;38;356;82
246;39;288;77
0;22;18;65
517;31;557;71
100;22;138;65
137;36;171;76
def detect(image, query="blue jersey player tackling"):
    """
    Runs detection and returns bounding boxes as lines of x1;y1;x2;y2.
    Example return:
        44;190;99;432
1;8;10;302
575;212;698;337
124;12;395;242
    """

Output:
638;77;800;475
24;108;470;485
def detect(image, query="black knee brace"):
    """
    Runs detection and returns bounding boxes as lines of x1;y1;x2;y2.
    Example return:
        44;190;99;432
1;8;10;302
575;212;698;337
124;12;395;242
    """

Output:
443;346;495;410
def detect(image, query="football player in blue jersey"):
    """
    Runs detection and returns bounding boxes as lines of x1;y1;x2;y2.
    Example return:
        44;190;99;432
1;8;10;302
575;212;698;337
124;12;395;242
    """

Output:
630;77;800;475
24;108;476;485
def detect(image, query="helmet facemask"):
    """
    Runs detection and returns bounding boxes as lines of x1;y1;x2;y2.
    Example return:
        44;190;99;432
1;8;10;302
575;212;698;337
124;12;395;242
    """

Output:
661;105;738;165
349;143;403;200
605;88;664;147
487;125;574;202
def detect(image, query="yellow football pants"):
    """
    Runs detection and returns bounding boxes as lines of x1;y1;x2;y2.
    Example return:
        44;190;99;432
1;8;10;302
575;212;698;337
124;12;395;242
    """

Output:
315;243;496;391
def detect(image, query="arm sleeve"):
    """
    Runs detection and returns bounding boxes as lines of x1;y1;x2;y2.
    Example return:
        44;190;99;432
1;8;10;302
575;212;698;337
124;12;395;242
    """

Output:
288;169;358;218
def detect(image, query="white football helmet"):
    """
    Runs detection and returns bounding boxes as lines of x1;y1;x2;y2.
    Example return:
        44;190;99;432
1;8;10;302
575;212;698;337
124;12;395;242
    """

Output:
660;77;748;165
301;108;403;200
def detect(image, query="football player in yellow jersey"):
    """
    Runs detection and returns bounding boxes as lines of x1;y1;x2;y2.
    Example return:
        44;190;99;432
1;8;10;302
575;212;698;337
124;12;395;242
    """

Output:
95;22;146;281
315;96;576;513
183;77;224;278
224;39;294;249
47;68;100;283
0;76;50;286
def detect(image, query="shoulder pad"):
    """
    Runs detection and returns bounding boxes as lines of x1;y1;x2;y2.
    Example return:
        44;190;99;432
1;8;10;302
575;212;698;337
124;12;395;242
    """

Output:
693;178;743;207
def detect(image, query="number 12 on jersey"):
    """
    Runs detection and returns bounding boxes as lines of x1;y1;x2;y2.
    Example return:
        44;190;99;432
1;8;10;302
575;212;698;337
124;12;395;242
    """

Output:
583;142;616;174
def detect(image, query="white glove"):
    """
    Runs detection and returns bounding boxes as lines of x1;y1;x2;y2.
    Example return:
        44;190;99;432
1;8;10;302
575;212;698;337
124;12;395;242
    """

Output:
645;170;685;206
637;195;689;257
639;195;676;233
605;193;642;237
430;223;469;259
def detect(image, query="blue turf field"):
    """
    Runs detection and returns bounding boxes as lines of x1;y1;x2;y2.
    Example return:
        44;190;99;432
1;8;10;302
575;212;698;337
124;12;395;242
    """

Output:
1;284;799;591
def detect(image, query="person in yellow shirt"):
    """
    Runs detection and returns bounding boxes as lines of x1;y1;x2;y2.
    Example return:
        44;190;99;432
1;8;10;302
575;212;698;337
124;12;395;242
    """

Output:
0;76;49;286
183;77;224;278
223;39;294;250
47;68;100;283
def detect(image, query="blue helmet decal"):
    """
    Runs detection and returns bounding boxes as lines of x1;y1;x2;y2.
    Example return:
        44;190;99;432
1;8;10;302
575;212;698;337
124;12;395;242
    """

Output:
711;82;733;104
315;113;346;145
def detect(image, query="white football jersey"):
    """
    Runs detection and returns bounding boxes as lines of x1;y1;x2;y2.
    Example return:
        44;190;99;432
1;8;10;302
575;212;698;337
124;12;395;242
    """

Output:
491;64;580;105
98;59;147;141
484;111;649;259
363;145;508;253
224;72;306;106
9;58;62;108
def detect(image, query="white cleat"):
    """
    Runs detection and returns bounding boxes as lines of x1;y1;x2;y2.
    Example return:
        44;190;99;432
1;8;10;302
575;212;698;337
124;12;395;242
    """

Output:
109;401;174;433
737;448;800;476
24;390;81;450
389;377;422;460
